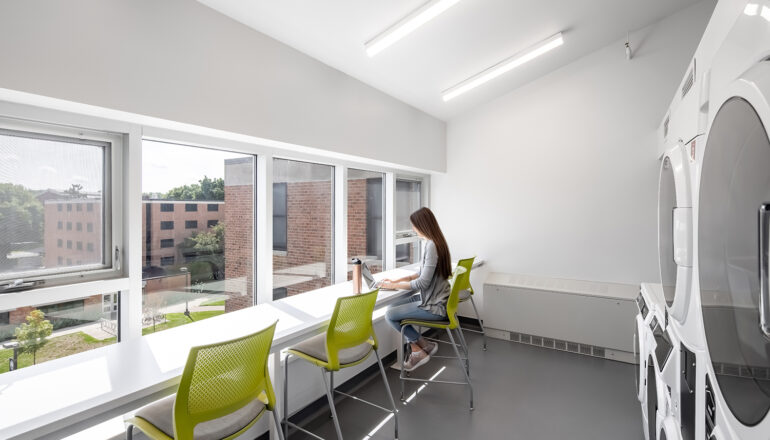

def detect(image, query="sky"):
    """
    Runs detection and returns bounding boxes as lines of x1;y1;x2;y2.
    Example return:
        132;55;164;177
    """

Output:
0;134;249;194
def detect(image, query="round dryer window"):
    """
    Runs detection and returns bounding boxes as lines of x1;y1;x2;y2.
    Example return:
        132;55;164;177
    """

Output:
699;96;770;426
659;155;678;307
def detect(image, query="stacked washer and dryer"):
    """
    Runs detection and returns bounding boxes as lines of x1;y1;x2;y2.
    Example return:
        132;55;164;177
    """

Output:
638;1;770;439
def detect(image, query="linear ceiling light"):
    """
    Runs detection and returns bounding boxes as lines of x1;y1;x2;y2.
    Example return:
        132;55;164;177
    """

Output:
365;0;461;57
442;32;564;102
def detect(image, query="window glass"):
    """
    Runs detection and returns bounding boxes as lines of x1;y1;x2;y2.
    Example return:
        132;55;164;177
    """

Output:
395;179;421;233
0;293;118;375
142;140;255;334
272;159;334;299
347;169;385;278
0;128;107;283
396;241;421;267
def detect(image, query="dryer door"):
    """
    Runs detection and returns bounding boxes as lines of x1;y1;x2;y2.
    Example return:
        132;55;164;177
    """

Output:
699;95;770;426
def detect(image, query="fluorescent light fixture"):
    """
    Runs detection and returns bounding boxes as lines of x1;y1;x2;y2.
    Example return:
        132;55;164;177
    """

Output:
745;3;759;15
762;5;770;21
365;0;461;57
442;32;564;102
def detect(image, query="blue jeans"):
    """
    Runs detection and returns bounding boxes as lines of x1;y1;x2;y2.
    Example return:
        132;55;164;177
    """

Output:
385;294;447;342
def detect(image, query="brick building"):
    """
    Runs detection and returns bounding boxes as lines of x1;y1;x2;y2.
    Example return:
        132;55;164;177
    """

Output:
43;198;103;268
222;158;254;312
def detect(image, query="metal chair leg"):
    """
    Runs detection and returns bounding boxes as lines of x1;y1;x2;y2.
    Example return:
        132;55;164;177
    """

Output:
272;409;287;440
283;353;290;439
375;350;399;440
329;371;335;419
399;325;407;401
126;425;133;440
447;328;474;410
469;296;488;350
321;368;344;440
456;327;470;374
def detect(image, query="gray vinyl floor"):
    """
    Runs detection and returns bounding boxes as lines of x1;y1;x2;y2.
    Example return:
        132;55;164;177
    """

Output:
288;331;643;440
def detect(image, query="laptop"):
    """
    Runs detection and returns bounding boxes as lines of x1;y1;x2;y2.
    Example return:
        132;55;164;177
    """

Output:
361;261;395;291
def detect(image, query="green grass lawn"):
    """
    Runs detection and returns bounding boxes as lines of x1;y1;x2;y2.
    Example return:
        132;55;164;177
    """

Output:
142;310;224;335
0;332;116;374
199;299;225;307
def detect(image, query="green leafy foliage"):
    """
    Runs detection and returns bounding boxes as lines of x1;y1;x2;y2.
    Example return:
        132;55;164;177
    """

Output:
164;176;224;201
14;309;53;365
0;183;44;265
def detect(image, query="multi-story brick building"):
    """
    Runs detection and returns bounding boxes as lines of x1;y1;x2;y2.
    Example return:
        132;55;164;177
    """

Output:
43;198;103;269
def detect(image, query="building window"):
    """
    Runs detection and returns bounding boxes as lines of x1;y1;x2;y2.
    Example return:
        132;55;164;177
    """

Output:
57;221;63;230
272;158;334;297
66;240;72;249
66;222;72;231
347;169;385;277
0;312;7;325
66;258;72;265
142;140;255;334
87;203;93;212
273;182;288;252
57;239;63;248
57;256;63;265
67;203;72;212
160;203;174;212
87;243;94;252
76;241;83;251
57;203;62;212
395;179;423;267
76;222;82;232
87;223;93;233
207;204;219;212
207;219;218;228
76;204;82;212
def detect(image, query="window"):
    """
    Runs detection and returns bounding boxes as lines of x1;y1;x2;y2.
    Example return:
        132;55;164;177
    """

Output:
57;256;63;265
207;204;219;212
76;204;82;212
87;222;93;233
57;204;62;212
57;221;62;230
273;183;288;252
57;239;62;248
87;243;94;252
66;222;72;231
87;203;93;212
395;179;423;267
76;222;82;232
0;294;118;375
160;203;174;212
347;169;385;278
66;240;72;249
67;204;72;212
142;140;255;334
76;241;83;251
272;158;334;298
185;203;197;212
66;258;72;265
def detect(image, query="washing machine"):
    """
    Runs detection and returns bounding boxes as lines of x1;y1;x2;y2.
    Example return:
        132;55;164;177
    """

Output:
692;2;770;437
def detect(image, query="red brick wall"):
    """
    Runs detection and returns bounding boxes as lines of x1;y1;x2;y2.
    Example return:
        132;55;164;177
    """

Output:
43;200;102;267
273;180;333;296
224;185;254;312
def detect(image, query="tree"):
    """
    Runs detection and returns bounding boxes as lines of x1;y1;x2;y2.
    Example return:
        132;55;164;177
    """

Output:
14;309;53;365
64;183;84;198
0;183;44;266
165;176;224;201
178;223;225;282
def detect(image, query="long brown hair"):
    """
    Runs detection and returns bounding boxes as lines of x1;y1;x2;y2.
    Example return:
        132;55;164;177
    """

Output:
410;207;451;279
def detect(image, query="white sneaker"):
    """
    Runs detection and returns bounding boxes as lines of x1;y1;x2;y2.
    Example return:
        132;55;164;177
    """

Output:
403;350;431;372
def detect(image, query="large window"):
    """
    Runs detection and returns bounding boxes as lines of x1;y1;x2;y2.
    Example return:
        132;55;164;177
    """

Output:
272;159;334;299
141;141;255;334
0;293;118;375
347;169;385;278
0;125;117;288
395;179;423;267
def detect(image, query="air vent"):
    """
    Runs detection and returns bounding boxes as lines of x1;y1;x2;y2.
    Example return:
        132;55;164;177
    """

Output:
663;114;670;138
681;60;696;98
592;347;605;358
705;375;716;437
507;331;613;360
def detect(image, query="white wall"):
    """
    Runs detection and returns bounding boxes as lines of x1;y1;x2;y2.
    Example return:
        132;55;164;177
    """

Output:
432;0;717;314
0;0;445;172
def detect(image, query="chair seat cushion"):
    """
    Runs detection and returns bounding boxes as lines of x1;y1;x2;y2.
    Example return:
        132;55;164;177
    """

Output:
289;332;373;366
400;318;451;329
135;394;264;440
458;289;472;302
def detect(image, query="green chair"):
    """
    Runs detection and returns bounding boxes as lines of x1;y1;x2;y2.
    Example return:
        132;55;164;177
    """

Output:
456;256;487;350
282;289;398;440
398;265;474;410
125;321;284;440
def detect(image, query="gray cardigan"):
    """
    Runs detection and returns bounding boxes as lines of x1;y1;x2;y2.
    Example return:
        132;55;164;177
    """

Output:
410;240;451;317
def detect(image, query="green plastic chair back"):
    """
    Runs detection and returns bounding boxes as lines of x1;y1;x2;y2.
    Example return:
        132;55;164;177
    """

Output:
173;321;278;439
456;256;476;295
325;289;379;371
445;265;468;329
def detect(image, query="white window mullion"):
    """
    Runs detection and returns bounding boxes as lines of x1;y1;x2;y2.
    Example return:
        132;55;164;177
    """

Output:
384;172;396;271
256;154;273;304
333;166;348;284
120;126;143;341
